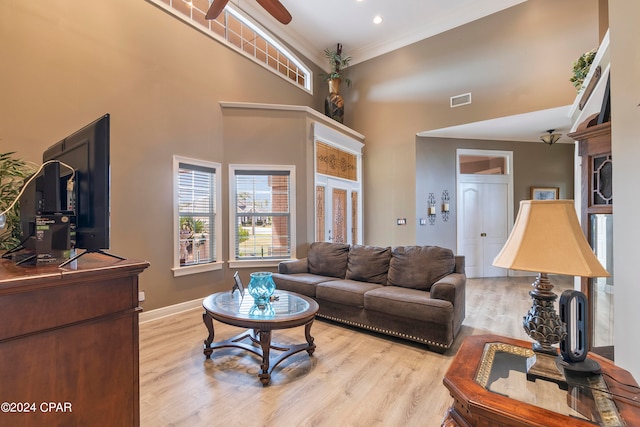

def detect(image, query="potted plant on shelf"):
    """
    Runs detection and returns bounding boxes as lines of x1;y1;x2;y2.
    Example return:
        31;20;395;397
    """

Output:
570;48;597;92
0;152;35;251
322;43;351;124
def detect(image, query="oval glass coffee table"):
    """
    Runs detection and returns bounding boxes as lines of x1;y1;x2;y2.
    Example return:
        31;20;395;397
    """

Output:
202;290;319;386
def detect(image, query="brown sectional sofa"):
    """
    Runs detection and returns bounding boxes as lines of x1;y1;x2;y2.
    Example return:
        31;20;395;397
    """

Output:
272;242;466;353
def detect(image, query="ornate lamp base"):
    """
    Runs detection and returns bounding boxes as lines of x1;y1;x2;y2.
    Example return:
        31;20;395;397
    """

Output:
522;272;568;387
526;351;567;389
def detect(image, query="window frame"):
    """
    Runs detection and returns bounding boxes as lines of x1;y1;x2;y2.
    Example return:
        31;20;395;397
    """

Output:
172;155;223;276
228;164;296;268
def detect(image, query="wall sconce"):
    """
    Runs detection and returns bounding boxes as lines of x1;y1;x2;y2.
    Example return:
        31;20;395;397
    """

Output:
540;129;562;145
427;193;437;225
441;190;450;222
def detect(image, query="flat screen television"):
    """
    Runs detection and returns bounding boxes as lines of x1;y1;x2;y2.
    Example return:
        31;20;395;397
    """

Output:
42;114;111;254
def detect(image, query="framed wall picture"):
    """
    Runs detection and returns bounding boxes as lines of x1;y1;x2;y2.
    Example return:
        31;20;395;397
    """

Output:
530;187;559;200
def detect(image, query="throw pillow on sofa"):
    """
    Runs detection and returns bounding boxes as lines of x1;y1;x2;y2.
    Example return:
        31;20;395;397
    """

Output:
346;245;391;285
308;242;350;278
387;246;455;291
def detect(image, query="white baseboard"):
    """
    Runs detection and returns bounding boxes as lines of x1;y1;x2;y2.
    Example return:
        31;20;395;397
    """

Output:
139;298;203;323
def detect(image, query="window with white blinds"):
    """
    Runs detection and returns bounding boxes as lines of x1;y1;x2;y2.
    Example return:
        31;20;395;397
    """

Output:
173;156;222;275
230;165;295;264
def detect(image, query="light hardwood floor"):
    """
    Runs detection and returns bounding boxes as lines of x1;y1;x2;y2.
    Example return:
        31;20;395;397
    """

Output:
139;275;573;427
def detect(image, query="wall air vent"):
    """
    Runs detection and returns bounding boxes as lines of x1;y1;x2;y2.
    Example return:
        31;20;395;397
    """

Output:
450;93;472;108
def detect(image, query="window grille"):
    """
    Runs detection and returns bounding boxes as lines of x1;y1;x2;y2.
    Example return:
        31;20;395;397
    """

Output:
231;167;293;261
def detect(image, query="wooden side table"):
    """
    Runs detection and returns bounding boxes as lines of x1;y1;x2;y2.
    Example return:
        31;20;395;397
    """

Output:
442;334;640;427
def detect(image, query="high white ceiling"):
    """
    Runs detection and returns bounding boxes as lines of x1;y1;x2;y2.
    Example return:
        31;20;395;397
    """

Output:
233;0;584;143
236;0;527;67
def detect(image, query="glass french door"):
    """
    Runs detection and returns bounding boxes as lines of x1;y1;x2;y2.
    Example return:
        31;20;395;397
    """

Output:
315;177;359;245
313;127;363;246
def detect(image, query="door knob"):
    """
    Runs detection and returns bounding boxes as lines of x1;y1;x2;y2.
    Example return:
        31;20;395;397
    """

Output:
480;233;487;237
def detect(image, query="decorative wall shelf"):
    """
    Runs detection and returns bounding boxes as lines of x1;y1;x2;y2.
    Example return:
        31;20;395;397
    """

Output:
219;102;365;142
569;30;610;133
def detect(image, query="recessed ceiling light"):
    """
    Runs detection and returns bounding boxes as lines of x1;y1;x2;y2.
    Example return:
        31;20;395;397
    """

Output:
373;15;383;24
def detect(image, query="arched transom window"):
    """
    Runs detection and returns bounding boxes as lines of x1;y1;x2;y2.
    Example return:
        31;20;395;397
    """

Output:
149;0;312;92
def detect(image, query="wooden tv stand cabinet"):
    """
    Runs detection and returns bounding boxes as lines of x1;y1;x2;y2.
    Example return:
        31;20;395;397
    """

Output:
0;255;149;426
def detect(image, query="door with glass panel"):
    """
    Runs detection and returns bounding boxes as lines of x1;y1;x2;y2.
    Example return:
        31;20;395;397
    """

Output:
315;177;359;245
313;135;362;245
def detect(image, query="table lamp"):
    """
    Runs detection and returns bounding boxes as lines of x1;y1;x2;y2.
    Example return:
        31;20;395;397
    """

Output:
492;200;609;385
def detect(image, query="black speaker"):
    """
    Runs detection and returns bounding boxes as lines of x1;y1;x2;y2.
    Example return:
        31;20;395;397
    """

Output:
558;290;600;373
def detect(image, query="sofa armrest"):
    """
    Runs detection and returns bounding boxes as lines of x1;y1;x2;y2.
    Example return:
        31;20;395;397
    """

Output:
431;271;466;336
430;273;466;306
278;258;309;274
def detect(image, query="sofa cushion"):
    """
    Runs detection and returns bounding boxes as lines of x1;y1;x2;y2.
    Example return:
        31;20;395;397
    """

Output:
345;245;391;285
316;279;383;307
364;286;453;323
308;242;350;279
271;273;333;298
387;246;455;291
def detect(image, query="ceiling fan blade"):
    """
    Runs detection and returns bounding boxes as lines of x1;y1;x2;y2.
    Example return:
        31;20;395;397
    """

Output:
205;0;230;20
256;0;292;25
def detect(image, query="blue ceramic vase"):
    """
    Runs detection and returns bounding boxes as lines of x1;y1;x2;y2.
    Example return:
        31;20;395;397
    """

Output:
247;271;276;305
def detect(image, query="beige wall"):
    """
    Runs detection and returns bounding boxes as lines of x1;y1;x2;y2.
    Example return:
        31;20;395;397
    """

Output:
609;0;640;381
0;0;322;310
220;107;314;261
344;0;599;246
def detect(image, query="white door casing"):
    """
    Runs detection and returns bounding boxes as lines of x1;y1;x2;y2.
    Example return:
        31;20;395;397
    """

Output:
457;149;514;278
313;123;363;245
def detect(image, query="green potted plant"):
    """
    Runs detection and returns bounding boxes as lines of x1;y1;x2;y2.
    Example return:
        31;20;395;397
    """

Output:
570;48;597;91
322;43;351;123
0;152;35;251
322;43;352;89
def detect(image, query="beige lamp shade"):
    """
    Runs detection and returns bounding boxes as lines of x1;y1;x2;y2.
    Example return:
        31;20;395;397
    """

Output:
493;200;609;277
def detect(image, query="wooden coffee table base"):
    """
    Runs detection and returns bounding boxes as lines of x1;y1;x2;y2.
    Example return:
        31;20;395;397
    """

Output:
203;314;316;386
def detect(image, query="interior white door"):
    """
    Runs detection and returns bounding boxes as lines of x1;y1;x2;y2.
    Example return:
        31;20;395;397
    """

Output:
460;182;508;278
482;183;509;277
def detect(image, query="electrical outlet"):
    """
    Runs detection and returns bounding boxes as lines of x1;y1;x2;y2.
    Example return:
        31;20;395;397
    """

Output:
138;291;145;302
